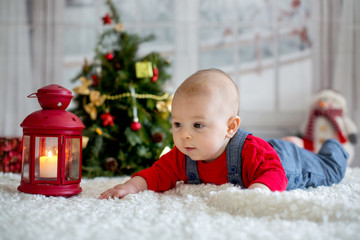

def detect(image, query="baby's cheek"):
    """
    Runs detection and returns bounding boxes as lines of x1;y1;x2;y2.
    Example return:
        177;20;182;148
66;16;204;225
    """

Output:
199;138;215;151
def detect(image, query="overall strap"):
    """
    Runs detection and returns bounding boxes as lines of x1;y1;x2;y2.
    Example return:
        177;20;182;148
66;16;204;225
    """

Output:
185;155;202;184
185;128;250;186
226;129;250;188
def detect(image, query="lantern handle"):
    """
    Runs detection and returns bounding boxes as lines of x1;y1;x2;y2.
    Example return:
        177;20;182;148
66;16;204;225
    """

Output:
27;93;37;98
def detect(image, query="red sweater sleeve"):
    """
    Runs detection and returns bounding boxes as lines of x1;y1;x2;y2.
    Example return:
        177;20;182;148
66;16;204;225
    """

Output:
242;135;288;191
133;147;187;192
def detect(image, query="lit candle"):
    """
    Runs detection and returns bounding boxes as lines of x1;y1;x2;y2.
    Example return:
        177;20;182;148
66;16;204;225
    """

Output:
39;151;58;178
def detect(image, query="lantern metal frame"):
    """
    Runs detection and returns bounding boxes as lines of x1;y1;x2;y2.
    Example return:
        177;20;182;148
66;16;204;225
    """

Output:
18;84;85;197
18;134;83;196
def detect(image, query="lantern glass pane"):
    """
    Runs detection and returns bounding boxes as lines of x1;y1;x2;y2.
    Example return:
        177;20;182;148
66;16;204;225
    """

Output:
21;135;31;180
35;137;58;180
65;137;80;181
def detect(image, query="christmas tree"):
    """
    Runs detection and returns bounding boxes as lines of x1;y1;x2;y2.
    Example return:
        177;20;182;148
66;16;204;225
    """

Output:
71;0;173;177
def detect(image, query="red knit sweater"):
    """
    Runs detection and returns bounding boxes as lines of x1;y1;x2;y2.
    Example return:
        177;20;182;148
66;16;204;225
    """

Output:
134;135;288;192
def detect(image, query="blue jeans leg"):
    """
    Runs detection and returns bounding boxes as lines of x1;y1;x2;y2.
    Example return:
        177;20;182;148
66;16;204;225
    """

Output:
267;139;349;190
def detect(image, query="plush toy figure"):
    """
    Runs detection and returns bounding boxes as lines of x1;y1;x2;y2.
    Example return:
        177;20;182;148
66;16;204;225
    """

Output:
299;89;358;164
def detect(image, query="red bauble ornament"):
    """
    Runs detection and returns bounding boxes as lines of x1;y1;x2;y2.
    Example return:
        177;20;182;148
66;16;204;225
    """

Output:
151;67;159;83
105;52;114;61
102;13;112;25
130;121;141;131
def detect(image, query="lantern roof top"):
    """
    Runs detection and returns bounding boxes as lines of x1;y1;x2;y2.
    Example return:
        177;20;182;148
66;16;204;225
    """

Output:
37;84;72;96
21;110;85;131
29;84;73;110
22;84;85;134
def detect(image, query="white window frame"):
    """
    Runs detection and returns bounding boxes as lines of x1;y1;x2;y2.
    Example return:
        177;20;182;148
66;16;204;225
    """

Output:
61;0;314;137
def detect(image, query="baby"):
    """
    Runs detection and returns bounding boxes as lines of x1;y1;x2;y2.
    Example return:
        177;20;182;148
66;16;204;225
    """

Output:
99;68;348;199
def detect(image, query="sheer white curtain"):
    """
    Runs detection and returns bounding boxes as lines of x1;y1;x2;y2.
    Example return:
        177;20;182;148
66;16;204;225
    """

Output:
31;0;64;86
332;0;360;167
333;0;360;119
312;0;342;90
0;0;64;137
312;0;360;166
0;0;35;137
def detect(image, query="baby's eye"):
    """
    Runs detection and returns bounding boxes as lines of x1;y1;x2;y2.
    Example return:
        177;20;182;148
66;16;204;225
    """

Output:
173;122;182;128
193;123;204;128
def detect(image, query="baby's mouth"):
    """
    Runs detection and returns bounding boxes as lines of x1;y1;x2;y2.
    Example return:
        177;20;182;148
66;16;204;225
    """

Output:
185;147;196;151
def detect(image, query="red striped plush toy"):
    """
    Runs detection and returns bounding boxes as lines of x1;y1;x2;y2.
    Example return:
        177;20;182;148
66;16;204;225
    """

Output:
300;89;358;164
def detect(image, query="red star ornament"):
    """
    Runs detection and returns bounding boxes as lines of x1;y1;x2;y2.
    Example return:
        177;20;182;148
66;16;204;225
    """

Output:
100;113;115;126
102;13;112;25
91;74;99;86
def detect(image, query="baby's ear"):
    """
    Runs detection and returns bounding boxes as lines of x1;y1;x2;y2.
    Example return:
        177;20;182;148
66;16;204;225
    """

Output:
226;116;241;138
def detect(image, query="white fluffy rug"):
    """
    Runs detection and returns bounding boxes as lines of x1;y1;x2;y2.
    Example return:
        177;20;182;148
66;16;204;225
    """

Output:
1;168;360;240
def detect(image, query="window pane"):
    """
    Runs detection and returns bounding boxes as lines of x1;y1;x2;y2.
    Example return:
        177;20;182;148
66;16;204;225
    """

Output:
277;0;311;24
200;27;234;47
200;0;235;24
260;40;274;60
113;0;137;23
237;27;274;66
140;0;174;22
238;0;273;24
21;136;31;180
65;138;81;181
64;0;97;24
279;33;305;56
279;59;312;111
199;27;235;69
64;27;97;56
200;48;234;69
140;27;174;50
238;44;255;64
277;0;312;55
35;137;58;180
239;69;276;111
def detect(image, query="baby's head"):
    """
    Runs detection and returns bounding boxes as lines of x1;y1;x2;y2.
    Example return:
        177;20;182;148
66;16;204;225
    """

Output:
171;68;241;162
174;68;239;117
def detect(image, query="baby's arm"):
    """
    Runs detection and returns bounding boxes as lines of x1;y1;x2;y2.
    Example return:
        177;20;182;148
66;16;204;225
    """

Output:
99;176;148;199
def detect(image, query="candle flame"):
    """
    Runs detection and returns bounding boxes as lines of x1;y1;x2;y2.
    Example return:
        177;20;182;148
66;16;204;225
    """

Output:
47;151;53;157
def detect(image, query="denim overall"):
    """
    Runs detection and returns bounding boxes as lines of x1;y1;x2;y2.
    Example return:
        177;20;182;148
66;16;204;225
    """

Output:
185;129;348;190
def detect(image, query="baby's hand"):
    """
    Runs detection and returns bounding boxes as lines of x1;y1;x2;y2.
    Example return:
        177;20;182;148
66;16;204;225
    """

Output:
99;183;134;199
98;176;148;199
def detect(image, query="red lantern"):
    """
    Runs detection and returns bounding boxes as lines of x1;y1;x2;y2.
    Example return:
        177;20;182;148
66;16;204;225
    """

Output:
17;84;85;197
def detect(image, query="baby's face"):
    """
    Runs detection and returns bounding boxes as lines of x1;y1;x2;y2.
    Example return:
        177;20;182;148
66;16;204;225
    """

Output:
171;93;231;162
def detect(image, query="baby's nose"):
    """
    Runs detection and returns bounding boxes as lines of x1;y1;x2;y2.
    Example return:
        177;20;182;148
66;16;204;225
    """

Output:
181;129;192;140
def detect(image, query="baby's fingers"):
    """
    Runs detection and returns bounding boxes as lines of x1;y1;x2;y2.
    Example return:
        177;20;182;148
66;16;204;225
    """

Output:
99;187;128;199
99;189;115;199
